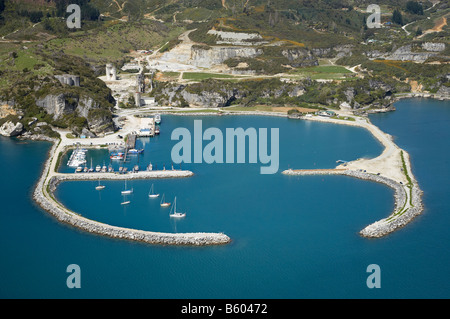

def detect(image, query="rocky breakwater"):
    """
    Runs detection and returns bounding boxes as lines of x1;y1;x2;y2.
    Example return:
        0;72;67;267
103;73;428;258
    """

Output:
33;140;231;246
50;170;195;185
344;170;423;238
282;168;423;238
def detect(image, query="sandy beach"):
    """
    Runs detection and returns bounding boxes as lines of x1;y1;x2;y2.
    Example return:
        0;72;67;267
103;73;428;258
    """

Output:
281;111;423;237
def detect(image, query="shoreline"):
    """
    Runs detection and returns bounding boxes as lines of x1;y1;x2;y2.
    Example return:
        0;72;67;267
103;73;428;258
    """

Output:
28;97;430;242
392;92;450;102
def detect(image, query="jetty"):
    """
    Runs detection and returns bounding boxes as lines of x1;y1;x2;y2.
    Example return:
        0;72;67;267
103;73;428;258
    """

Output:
125;133;136;149
122;133;136;162
135;116;156;137
282;167;422;238
67;146;87;167
285;168;347;174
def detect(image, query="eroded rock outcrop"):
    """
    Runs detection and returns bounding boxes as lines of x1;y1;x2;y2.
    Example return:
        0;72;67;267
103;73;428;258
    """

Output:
437;85;450;97
0;120;23;137
282;48;319;67
156;80;305;108
36;94;99;120
191;46;263;68
35;93;114;134
421;42;446;52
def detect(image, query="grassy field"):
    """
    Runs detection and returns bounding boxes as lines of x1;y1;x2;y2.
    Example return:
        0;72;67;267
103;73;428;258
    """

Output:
182;72;241;80
224;105;319;113
308;66;352;73
0;43;54;90
288;65;353;80
45;21;185;64
12;51;40;71
160;72;181;80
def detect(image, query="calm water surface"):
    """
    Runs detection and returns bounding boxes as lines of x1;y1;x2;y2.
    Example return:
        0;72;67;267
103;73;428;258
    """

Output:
0;99;448;298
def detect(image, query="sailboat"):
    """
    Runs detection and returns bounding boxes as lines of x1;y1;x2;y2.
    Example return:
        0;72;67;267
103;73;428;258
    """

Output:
160;193;171;207
148;184;159;198
95;179;105;190
121;180;133;195
121;196;131;205
88;158;94;172
169;196;186;218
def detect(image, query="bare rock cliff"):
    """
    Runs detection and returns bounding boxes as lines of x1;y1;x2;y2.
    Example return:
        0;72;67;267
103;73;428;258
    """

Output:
0;120;24;137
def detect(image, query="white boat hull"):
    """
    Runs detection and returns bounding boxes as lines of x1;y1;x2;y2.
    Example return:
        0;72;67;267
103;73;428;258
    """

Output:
170;213;186;218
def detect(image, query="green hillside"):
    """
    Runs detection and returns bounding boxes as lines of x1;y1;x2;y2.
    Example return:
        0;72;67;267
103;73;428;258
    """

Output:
0;0;448;138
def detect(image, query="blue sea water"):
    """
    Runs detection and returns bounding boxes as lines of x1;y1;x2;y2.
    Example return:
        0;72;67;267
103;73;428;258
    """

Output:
0;99;448;298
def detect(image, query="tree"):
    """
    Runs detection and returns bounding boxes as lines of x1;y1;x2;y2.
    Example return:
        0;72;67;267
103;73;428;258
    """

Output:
392;9;403;26
29;11;44;23
287;108;302;116
126;94;136;108
54;0;99;21
10;51;18;66
406;1;423;15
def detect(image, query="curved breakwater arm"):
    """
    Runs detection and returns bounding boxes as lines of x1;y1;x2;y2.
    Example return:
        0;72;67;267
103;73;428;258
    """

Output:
280;111;424;238
282;168;423;238
282;163;423;238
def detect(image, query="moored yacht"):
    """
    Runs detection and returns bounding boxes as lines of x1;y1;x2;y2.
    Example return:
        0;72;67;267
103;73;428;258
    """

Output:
169;196;186;218
148;184;159;198
155;114;161;124
121;180;133;195
160;193;170;207
95;179;105;190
